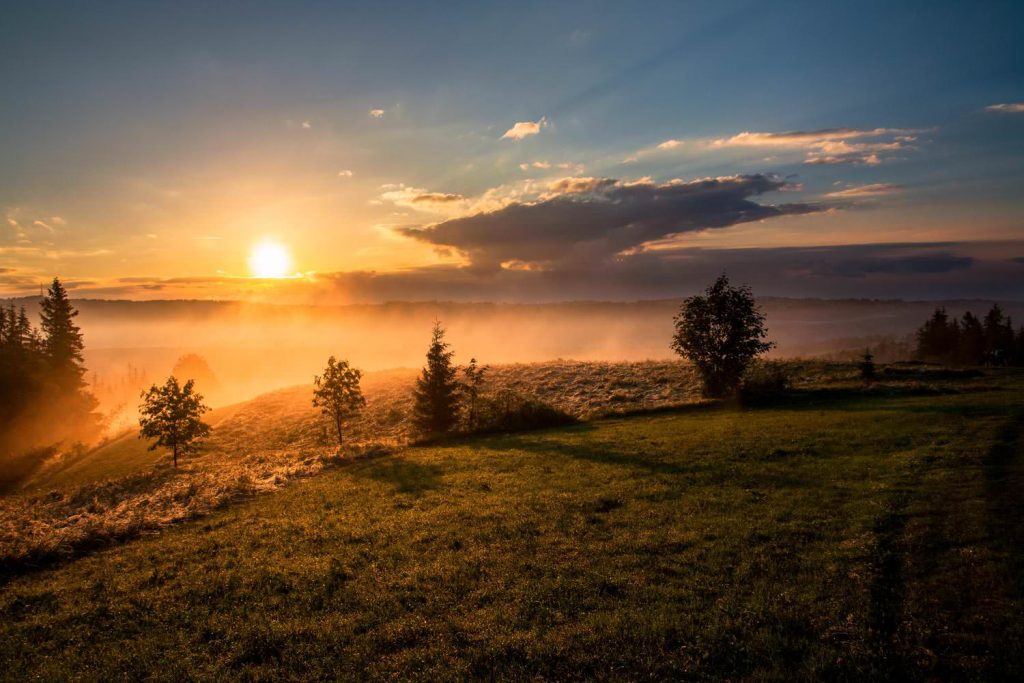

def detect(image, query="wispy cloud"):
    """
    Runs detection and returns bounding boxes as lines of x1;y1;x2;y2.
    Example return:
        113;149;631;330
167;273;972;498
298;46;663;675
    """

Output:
985;103;1024;113
369;108;385;118
337;169;354;178
825;183;904;198
501;116;547;140
712;127;927;165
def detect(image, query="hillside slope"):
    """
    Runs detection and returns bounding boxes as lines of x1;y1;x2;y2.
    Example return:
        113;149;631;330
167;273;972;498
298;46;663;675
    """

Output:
2;377;1023;679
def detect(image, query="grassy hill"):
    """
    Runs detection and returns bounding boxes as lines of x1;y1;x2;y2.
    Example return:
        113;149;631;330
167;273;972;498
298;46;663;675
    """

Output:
2;371;1022;679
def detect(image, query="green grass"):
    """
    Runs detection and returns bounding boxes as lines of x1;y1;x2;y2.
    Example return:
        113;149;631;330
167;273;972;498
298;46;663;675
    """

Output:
2;380;1023;680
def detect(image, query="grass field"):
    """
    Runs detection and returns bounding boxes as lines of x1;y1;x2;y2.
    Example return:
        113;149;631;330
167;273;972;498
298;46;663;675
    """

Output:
2;370;1022;679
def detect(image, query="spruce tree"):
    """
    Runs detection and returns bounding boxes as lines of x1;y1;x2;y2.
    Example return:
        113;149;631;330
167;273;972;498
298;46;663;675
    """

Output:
40;277;86;388
411;321;460;436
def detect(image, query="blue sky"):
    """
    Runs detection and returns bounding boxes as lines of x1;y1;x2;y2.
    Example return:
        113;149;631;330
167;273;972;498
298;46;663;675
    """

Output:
1;0;1022;301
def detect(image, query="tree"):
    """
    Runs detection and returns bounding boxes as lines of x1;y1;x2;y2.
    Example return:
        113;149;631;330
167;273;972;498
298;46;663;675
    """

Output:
461;357;489;431
138;376;211;467
915;308;958;363
412;321;461;435
40;277;86;388
172;353;223;403
958;311;985;365
671;274;774;398
983;304;1015;366
859;348;876;381
312;356;365;448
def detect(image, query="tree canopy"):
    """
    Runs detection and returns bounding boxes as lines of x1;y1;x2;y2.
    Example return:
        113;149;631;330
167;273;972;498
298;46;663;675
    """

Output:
671;274;774;398
138;376;211;467
312;356;365;448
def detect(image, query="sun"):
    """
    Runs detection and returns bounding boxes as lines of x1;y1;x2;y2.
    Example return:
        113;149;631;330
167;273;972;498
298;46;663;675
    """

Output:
249;241;292;278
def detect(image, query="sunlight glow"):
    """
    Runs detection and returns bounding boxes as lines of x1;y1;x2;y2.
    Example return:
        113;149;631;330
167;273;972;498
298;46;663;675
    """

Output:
249;241;292;278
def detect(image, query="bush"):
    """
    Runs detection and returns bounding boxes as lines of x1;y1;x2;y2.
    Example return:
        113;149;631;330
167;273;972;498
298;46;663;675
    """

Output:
473;390;576;434
738;362;791;405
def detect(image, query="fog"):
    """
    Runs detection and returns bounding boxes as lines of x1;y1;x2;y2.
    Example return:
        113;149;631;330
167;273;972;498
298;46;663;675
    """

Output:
31;296;1010;414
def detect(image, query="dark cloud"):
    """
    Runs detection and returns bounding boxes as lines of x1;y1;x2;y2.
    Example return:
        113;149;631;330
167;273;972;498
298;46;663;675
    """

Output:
400;174;822;268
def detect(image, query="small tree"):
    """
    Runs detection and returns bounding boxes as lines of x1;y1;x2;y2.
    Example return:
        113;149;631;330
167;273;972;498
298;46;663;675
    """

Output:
412;321;460;436
671;274;774;398
461;357;488;431
312;356;365;448
138;376;211;467
859;348;876;381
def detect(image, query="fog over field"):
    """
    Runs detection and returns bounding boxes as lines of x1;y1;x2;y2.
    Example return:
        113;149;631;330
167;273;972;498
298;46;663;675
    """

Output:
5;296;1015;411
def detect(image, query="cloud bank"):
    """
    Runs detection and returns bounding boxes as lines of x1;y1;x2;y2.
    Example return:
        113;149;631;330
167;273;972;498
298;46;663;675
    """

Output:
399;174;822;268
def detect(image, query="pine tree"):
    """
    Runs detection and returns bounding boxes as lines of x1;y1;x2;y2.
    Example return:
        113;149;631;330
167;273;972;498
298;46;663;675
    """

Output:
958;311;985;366
40;277;86;388
411;321;461;436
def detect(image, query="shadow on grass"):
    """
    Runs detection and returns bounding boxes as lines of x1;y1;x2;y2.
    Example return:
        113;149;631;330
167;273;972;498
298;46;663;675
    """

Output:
478;422;696;477
350;456;445;495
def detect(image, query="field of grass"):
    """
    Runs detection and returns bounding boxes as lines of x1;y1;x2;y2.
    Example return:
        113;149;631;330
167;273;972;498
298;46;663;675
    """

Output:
2;369;1022;679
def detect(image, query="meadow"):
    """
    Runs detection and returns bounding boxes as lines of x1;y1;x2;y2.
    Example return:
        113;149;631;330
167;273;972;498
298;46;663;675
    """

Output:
1;365;1021;679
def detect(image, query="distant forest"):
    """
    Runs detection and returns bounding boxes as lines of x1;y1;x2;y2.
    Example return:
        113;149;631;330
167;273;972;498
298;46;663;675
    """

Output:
915;305;1024;366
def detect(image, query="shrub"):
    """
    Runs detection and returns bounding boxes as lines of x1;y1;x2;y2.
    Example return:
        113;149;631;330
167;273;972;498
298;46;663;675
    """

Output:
738;362;791;405
473;390;576;433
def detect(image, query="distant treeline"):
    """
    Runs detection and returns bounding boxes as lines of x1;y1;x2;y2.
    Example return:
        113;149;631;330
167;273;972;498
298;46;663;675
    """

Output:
0;279;101;473
915;305;1024;366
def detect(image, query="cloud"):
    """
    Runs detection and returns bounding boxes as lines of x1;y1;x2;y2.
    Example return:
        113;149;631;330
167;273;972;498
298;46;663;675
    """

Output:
301;121;312;129
825;183;904;198
985;103;1024;113
369;108;385;118
398;174;823;268
518;161;584;174
337;169;354;178
379;185;469;213
712;127;926;165
501;117;547;140
657;139;683;150
410;192;464;204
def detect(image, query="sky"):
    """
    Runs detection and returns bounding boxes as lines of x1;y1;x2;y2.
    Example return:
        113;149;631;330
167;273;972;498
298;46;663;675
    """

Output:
1;0;1022;302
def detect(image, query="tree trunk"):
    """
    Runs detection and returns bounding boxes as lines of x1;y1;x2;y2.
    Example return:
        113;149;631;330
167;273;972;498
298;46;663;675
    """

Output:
173;444;178;468
334;416;344;449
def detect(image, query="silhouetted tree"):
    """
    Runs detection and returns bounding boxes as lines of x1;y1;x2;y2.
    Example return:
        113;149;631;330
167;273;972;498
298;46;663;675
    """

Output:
671;274;774;398
983;304;1015;366
461;357;488;431
139;376;211;467
859;348;876;381
312;356;365;448
916;308;958;363
957;311;985;365
412;322;460;436
172;353;223;402
40;278;87;389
